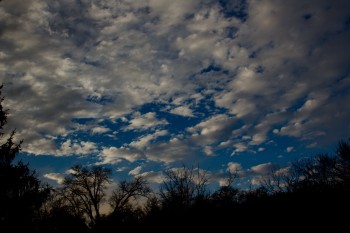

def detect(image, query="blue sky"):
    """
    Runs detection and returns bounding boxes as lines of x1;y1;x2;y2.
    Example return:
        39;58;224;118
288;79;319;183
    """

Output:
1;0;350;189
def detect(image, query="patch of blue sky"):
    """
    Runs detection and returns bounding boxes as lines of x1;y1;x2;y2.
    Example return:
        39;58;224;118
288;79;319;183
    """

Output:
218;0;248;21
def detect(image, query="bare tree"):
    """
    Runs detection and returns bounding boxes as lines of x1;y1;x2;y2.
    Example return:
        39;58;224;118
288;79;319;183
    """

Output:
259;165;290;194
143;194;161;215
211;170;239;206
109;176;151;214
61;165;111;226
159;165;209;209
335;139;350;189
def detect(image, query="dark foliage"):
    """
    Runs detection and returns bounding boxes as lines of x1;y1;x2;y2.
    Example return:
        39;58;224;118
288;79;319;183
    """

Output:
0;85;51;232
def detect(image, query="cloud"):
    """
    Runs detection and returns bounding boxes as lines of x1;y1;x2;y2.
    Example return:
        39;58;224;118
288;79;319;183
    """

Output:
129;130;168;149
286;147;294;153
115;167;128;172
250;177;262;186
124;112;168;131
231;142;248;155
128;166;142;176
188;114;237;146
91;126;110;134
170;106;195;117
203;146;214;156
1;0;350;184
227;162;243;172
57;139;98;156
44;173;65;184
97;146;144;164
23;138;57;156
250;162;274;175
145;137;197;164
250;166;291;186
138;171;164;184
24;138;98;156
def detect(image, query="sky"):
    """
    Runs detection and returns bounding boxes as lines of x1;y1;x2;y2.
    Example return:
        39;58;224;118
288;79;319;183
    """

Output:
1;0;350;189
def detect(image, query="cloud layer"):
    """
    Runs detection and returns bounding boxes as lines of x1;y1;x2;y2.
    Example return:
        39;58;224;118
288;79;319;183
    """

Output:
1;0;349;184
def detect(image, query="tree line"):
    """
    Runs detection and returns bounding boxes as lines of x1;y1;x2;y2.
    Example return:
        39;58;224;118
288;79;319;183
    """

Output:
1;85;349;232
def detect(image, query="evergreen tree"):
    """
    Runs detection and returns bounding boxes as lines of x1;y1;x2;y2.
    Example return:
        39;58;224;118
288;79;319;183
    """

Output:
0;85;51;231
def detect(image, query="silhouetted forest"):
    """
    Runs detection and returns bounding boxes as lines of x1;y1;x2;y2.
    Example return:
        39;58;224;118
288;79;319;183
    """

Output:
1;84;349;232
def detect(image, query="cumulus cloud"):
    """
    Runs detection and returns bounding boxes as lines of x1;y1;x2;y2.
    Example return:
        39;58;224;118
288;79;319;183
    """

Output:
227;162;243;172
98;146;144;164
170;106;195;117
129;130;168;149
250;162;274;175
203;146;214;156
146;137;198;164
124;112;168;131
25;138;98;156
91;126;110;134
188;114;238;146
231;142;248;155
57;139;98;156
1;0;350;185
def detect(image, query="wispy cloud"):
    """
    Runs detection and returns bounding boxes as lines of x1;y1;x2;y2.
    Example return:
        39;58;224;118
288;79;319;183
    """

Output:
128;165;142;176
170;106;195;117
129;130;168;149
44;173;65;184
97;146;143;164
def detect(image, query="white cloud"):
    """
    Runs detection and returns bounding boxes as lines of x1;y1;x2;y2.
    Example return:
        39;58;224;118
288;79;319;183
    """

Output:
203;146;214;156
250;133;267;146
218;140;232;148
227;162;243;172
23;137;57;155
231;142;248;155
231;67;267;94
250;162;274;175
250;177;263;186
128;166;142;176
44;173;65;184
129;130;168;149
98;146;143;164
57;140;98;156
24;138;98;156
170;106;195;117
188;114;236;138
138;171;164;184
146;137;197;164
91;126;110;134
286;147;294;153
124;112;168;131
116;167;128;172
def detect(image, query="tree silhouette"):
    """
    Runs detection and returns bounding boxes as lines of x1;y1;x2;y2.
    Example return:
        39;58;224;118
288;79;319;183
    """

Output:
59;164;111;227
37;189;89;233
109;176;151;214
335;139;350;189
159;165;209;210
0;85;51;231
151;165;211;230
211;170;240;207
